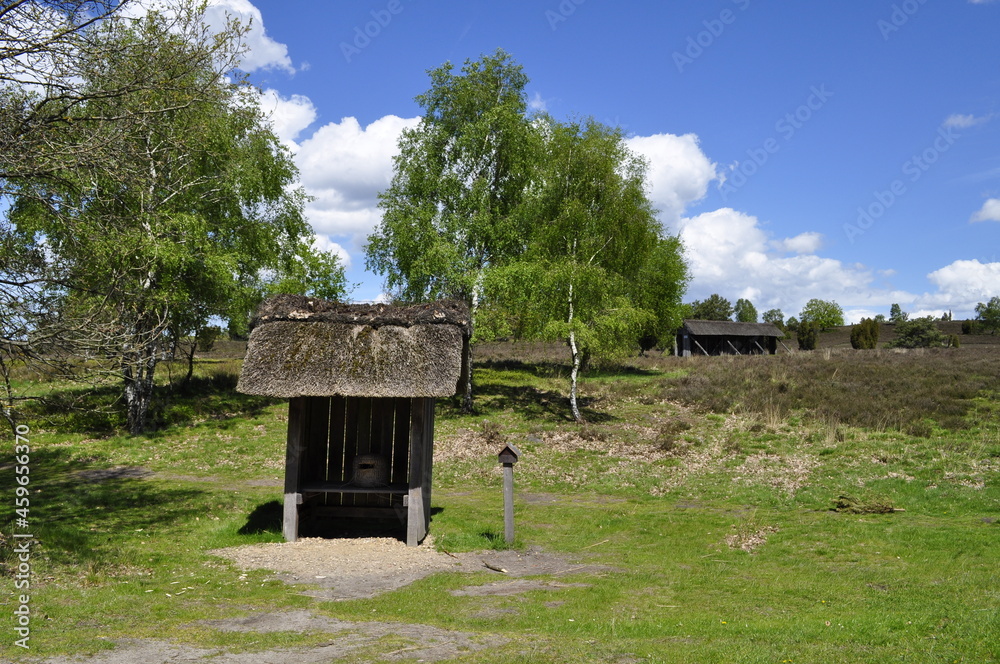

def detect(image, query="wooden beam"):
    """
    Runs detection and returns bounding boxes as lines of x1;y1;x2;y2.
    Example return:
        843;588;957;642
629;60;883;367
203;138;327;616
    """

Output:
406;397;427;547
727;340;742;355
283;397;307;542
693;339;710;356
754;340;766;354
422;398;435;537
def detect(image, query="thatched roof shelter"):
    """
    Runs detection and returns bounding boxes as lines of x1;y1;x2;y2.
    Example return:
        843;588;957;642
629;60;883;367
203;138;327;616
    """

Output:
677;319;783;356
235;295;470;547
237;294;471;399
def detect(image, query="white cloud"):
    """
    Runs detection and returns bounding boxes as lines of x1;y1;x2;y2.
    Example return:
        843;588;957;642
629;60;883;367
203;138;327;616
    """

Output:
772;232;823;255
678;208;878;316
294;115;420;250
311;234;351;269
925;260;1000;310
258;89;316;146
943;113;993;128
204;0;294;73
528;92;547;112
626;133;717;227
971;198;1000;223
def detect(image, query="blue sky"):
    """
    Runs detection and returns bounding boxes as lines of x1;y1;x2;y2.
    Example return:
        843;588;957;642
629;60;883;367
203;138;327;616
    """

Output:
215;0;1000;322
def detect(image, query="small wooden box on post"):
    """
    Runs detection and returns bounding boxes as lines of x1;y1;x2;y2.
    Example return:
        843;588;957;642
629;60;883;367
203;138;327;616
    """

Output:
236;295;470;546
498;443;521;545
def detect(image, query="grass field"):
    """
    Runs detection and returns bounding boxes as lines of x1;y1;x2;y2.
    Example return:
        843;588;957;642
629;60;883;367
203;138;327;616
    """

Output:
2;331;999;663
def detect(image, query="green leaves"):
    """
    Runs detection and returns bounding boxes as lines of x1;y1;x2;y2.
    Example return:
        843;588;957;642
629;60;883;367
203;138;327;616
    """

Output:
2;2;312;433
974;296;1000;334
799;298;845;331
368;51;689;418
368;48;537;304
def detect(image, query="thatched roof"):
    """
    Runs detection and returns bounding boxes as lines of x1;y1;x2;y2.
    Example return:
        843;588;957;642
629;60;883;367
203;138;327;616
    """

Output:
237;295;470;398
681;320;783;338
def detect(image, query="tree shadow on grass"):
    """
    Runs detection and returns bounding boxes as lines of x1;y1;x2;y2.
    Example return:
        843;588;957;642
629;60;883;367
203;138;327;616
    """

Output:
0;447;207;572
22;369;280;437
448;381;614;424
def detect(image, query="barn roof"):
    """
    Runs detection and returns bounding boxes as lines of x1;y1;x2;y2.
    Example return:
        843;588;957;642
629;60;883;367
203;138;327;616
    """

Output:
681;320;783;338
237;295;470;399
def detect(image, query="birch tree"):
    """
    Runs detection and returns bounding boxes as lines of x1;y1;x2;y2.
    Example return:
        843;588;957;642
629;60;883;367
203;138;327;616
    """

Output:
366;49;538;412
483;117;683;422
5;4;310;434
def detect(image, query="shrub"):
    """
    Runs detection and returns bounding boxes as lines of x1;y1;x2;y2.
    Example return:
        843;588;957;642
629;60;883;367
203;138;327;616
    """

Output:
886;316;946;348
850;317;880;349
797;321;819;351
949;334;961;349
962;320;979;335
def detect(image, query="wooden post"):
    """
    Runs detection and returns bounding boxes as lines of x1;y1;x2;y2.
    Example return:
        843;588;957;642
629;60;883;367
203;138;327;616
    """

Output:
406;397;427;547
283;397;307;542
497;444;521;545
503;463;515;544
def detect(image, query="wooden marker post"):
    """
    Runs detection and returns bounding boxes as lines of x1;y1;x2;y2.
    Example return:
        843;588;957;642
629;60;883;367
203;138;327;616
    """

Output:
498;443;521;545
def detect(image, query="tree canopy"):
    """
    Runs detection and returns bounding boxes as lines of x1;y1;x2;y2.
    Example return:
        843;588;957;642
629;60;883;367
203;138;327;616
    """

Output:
886;317;947;348
2;2;316;433
975;296;1000;334
481;116;682;421
762;308;784;328
689;294;733;321
366;48;538;411
734;298;758;323
889;303;908;324
799;298;844;331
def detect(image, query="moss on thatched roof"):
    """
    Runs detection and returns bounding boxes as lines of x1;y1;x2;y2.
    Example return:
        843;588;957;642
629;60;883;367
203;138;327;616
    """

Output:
251;294;471;332
237;296;469;399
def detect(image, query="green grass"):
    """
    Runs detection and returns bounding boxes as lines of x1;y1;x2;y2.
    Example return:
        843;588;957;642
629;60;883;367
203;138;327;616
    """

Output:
2;343;999;662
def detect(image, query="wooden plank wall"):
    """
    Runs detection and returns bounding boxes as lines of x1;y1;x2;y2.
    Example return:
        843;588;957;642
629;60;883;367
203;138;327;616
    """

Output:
302;396;413;507
286;395;434;545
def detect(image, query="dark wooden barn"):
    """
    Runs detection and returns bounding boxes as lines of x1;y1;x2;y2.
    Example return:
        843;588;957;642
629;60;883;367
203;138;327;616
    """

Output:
676;320;783;356
237;295;470;546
